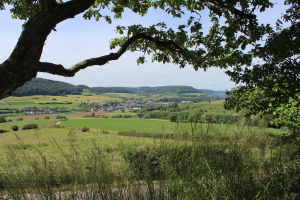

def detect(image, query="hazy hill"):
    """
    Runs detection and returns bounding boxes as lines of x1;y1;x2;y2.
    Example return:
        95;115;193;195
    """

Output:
90;85;203;94
11;78;226;97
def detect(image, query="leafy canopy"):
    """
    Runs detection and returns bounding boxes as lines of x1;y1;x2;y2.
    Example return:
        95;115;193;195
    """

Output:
224;0;300;132
0;0;273;71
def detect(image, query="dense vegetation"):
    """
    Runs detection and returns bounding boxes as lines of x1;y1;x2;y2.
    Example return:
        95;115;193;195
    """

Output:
0;126;297;199
11;78;83;96
91;86;207;94
136;102;273;128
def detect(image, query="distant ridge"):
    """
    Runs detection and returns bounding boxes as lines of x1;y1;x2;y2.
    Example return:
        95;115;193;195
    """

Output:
90;85;203;94
11;78;82;96
11;78;226;97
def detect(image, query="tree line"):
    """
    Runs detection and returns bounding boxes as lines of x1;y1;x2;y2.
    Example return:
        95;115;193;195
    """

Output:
11;78;83;96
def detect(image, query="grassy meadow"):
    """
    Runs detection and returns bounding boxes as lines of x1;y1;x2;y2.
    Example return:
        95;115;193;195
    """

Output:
0;94;123;110
0;123;298;199
0;96;298;199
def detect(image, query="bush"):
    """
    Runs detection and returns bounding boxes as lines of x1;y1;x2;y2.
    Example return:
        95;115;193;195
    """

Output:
49;125;65;128
35;118;39;120
7;119;12;122
82;126;89;132
112;114;122;118
0;130;8;133
44;116;50;119
11;125;18;131
56;115;66;119
22;123;38;130
16;118;23;121
168;114;177;122
0;116;7;123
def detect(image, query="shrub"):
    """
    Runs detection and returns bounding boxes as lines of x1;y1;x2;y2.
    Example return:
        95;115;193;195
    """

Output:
0;130;8;133
22;123;38;130
56;115;66;119
49;125;65;128
168;114;177;122
112;114;122;118
82;126;89;132
44;116;50;119
16;118;23;121
0;116;7;123
7;119;12;122
11;125;18;131
35;118;39;120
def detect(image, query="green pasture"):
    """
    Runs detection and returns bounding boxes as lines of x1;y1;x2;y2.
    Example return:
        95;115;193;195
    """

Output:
61;118;176;133
0;118;57;131
0;95;123;108
0;101;10;109
188;101;231;115
0;128;160;161
60;117;282;134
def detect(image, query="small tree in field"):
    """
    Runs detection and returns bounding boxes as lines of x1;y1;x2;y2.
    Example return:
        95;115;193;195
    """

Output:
0;116;7;123
82;126;89;132
22;124;38;130
168;114;177;122
11;125;18;131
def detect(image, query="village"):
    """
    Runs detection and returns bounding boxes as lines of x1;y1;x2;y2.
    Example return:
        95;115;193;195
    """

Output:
20;99;195;115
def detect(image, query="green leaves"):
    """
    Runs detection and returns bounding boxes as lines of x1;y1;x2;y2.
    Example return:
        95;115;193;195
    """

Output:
225;1;300;132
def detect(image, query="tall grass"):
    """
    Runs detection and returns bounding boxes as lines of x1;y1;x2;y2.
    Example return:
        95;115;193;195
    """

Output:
0;125;299;199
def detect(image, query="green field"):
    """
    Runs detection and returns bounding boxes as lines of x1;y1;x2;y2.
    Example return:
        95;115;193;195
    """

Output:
0;128;159;161
60;117;283;135
0;118;57;130
61;118;176;133
0;94;124;109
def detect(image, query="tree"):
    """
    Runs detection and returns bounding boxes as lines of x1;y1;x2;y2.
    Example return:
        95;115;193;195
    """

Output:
168;114;177;122
22;123;38;130
11;125;19;131
224;0;300;133
0;0;273;99
0;116;7;123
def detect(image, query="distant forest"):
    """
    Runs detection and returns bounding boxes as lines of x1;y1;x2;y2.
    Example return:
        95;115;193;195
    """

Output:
90;86;203;94
11;78;226;97
11;78;83;96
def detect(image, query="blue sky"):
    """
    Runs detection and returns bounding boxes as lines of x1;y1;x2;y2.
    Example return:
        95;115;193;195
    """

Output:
0;1;287;91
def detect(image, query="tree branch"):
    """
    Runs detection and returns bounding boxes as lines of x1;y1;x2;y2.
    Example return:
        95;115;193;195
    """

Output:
38;33;183;76
205;0;256;19
40;0;57;11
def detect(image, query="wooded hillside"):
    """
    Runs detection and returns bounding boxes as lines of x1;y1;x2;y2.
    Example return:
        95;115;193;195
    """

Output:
11;78;226;97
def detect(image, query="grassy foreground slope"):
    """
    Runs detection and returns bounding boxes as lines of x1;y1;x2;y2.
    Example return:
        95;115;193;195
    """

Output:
0;128;159;161
0;124;298;199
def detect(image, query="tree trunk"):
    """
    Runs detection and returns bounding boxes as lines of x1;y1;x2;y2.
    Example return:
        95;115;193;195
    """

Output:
0;0;95;99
